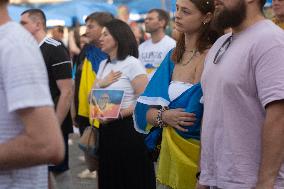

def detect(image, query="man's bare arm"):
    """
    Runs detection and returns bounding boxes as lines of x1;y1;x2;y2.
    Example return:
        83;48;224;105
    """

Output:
0;106;65;170
256;100;284;188
55;78;73;125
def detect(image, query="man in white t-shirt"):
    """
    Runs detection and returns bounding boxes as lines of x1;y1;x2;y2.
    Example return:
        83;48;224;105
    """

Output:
0;1;64;188
139;9;176;77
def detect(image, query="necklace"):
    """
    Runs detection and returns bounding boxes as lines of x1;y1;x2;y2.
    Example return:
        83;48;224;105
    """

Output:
181;49;197;66
184;48;196;53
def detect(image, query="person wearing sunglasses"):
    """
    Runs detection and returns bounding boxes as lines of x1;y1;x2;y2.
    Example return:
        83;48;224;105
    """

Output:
199;0;284;188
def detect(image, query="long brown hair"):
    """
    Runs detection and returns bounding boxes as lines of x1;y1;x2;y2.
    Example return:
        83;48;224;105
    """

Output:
172;0;222;64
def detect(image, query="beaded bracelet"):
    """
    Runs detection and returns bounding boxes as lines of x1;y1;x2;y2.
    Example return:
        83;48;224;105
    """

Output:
156;106;168;128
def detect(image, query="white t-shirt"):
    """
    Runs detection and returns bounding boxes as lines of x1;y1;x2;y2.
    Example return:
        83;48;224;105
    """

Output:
97;56;146;109
139;35;175;76
0;22;53;189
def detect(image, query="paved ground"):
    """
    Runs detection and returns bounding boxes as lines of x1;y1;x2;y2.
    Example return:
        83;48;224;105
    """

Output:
68;133;97;189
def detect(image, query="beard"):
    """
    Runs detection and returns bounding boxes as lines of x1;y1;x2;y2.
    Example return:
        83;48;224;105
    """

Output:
145;25;159;33
213;0;247;30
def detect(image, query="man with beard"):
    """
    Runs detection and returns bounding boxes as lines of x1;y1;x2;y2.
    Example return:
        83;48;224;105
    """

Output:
138;9;175;78
198;0;284;188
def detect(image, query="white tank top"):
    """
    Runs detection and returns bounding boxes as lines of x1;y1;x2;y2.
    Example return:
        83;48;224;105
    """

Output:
168;81;193;101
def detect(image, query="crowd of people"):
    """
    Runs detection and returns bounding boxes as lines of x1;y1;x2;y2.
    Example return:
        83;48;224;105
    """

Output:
0;0;284;188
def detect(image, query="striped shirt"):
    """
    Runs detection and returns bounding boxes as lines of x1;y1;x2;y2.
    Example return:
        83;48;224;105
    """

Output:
0;22;53;189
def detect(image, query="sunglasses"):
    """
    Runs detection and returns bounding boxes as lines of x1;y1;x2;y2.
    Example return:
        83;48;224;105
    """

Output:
213;34;233;64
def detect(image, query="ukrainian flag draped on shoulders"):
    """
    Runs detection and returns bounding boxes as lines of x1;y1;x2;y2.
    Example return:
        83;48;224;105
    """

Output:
78;44;107;126
134;50;203;189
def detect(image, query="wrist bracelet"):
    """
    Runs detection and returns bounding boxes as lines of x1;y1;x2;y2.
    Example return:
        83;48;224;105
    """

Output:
156;106;168;128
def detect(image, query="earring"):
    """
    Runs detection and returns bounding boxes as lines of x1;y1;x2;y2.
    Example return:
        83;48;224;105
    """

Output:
203;22;206;25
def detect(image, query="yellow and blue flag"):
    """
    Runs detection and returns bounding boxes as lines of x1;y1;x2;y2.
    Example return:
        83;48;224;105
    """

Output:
78;45;107;125
134;50;203;189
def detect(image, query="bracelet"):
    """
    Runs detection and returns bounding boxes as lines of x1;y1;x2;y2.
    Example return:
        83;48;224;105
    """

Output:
156;106;168;128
